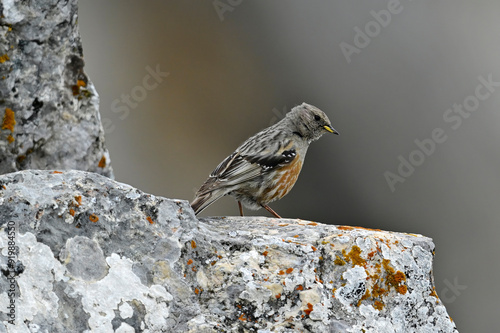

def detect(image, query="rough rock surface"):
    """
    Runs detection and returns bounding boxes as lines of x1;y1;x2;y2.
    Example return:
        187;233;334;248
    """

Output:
0;170;458;332
0;0;113;177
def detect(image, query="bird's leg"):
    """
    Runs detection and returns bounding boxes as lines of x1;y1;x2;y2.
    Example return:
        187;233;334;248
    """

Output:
238;201;244;217
261;204;282;218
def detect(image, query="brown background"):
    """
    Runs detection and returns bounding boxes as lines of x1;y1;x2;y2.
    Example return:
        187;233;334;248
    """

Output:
79;1;500;331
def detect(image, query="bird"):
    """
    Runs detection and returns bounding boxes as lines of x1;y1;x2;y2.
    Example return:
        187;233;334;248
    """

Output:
191;102;339;218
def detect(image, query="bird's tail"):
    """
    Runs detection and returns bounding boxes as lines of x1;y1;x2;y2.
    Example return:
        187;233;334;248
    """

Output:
191;189;226;215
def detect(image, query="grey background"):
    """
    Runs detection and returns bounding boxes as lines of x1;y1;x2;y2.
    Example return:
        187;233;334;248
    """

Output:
79;1;500;332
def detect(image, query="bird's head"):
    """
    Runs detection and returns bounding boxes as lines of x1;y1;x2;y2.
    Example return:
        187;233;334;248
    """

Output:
287;103;339;142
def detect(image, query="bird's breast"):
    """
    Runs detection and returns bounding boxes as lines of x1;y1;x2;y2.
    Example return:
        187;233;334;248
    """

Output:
260;153;304;203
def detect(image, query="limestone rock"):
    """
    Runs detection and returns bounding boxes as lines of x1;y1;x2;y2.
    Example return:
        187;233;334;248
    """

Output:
0;170;458;332
0;0;113;177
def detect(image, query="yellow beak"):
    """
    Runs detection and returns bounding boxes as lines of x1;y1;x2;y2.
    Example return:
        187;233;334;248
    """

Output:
324;125;339;135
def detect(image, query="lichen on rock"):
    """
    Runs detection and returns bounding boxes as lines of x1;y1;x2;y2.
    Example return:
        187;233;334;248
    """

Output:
0;170;458;332
0;0;113;177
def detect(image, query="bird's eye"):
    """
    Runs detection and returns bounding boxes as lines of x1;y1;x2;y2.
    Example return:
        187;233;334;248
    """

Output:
314;115;321;121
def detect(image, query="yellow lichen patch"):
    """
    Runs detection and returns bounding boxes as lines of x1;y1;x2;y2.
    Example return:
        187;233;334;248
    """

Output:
98;156;106;168
191;240;197;248
0;54;9;63
7;134;14;143
2;108;16;131
345;245;366;267
76;79;86;87
334;255;346;266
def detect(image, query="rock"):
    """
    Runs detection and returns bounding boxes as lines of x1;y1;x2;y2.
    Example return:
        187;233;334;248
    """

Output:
0;170;458;332
0;0;113;177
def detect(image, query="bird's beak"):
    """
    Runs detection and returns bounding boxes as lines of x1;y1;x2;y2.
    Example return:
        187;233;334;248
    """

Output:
324;125;339;135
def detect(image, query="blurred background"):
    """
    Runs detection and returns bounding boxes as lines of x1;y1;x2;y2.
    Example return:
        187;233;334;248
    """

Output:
79;1;500;331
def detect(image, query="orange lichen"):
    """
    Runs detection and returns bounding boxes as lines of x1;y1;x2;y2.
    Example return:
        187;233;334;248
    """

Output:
89;214;99;222
337;226;353;230
286;267;294;274
191;240;197;248
307;222;318;226
2;108;16;132
357;290;371;307
146;216;154;224
397;285;408;295
296;285;304;291
52;171;63;174
194;288;200;295
293;235;299;238
262;251;268;257
211;261;216;266
0;54;9;63
430;288;438;298
7;134;14;143
69;209;75;217
75;196;82;206
304;303;313;316
371;283;387;298
76;79;86;87
238;314;246;321
367;250;377;259
187;259;193;265
191;266;197;272
275;293;281;299
311;246;317;252
345;245;365;267
373;300;384;310
383;259;407;294
98;156;106;168
278;270;285;275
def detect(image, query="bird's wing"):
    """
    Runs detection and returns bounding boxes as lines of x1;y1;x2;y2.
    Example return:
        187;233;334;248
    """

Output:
197;135;298;195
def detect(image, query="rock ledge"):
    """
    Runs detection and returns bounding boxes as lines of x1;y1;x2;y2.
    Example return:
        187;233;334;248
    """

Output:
0;170;458;332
